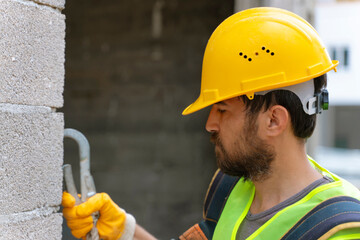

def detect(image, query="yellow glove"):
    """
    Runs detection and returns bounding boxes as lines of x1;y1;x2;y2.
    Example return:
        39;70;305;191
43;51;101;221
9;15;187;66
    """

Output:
62;192;136;240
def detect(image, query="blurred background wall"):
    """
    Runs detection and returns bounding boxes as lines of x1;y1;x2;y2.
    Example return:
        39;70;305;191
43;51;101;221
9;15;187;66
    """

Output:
314;0;360;187
62;1;232;239
62;0;360;239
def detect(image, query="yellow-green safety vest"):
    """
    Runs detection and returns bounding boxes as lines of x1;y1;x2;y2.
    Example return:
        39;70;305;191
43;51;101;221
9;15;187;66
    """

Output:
213;158;360;240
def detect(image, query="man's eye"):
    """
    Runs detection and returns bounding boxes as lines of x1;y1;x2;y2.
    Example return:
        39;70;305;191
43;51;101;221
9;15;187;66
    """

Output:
218;109;226;113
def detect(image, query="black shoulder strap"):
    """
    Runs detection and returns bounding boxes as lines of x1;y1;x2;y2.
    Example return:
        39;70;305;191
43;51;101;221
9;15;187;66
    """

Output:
281;196;360;240
198;170;240;239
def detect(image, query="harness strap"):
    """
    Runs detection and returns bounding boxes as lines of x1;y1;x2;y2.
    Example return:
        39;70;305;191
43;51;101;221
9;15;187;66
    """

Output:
281;196;360;240
179;224;208;240
179;170;240;240
203;170;240;222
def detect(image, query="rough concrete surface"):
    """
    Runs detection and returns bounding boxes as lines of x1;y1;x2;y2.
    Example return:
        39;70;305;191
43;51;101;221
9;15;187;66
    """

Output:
30;0;65;10
0;212;62;239
0;109;64;214
0;0;65;108
0;103;52;114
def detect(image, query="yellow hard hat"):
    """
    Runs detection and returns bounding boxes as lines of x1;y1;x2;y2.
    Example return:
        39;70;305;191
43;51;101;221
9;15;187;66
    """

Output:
182;7;338;115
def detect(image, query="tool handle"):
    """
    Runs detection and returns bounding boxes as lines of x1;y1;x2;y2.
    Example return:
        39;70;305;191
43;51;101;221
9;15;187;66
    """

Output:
63;164;81;205
86;224;100;240
64;128;100;240
86;192;100;240
64;164;99;240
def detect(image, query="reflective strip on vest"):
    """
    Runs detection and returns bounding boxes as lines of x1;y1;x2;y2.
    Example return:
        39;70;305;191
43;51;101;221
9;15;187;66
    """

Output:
213;157;360;240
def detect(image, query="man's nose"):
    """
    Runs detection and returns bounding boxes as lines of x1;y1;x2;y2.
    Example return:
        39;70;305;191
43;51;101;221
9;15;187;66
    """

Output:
206;106;219;133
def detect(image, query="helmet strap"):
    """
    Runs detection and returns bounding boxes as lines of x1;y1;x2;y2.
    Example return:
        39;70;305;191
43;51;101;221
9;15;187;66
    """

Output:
255;79;329;115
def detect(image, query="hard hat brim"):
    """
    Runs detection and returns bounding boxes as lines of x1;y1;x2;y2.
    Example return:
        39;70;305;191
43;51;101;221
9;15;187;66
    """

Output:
182;60;339;116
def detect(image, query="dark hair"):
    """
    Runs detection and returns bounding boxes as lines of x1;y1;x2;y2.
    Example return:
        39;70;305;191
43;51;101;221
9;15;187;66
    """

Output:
240;74;327;140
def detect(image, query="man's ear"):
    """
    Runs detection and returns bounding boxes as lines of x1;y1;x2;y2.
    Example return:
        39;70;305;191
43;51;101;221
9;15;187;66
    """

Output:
263;105;289;137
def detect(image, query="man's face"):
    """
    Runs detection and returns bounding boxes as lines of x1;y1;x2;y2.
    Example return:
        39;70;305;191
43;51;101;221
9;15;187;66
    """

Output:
206;97;275;181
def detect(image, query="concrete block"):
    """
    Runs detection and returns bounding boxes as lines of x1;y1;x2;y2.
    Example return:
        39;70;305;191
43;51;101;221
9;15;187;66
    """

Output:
0;105;64;214
0;0;65;108
0;211;62;240
31;0;65;10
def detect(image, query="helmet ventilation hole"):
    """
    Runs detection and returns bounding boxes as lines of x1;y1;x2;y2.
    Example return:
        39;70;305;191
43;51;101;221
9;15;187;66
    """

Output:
262;47;275;56
239;51;255;62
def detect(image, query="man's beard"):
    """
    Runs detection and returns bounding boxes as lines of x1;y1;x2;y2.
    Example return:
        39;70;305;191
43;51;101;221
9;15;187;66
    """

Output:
210;121;275;182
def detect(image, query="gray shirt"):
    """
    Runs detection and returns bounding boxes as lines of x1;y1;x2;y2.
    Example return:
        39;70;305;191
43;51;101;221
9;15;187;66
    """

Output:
236;176;332;240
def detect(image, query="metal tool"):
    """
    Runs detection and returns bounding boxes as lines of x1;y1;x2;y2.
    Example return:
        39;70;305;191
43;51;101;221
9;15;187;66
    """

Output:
63;128;99;240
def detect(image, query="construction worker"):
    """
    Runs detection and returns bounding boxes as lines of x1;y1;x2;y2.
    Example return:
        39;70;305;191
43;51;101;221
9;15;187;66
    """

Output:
62;7;360;240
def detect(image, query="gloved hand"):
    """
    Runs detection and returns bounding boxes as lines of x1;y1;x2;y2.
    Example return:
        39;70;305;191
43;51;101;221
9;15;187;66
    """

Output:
62;192;136;240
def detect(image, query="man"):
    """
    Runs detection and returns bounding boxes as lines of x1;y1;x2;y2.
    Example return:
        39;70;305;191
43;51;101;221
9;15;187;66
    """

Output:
62;7;360;240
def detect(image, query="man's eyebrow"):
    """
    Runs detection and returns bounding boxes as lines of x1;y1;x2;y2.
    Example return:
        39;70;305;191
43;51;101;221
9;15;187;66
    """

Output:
215;101;227;106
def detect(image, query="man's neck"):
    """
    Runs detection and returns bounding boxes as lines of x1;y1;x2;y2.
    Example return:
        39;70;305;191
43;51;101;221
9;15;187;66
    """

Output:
249;145;322;214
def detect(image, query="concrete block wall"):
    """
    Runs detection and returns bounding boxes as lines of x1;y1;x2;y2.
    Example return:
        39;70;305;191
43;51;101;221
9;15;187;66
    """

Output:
0;0;65;107
0;0;65;239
